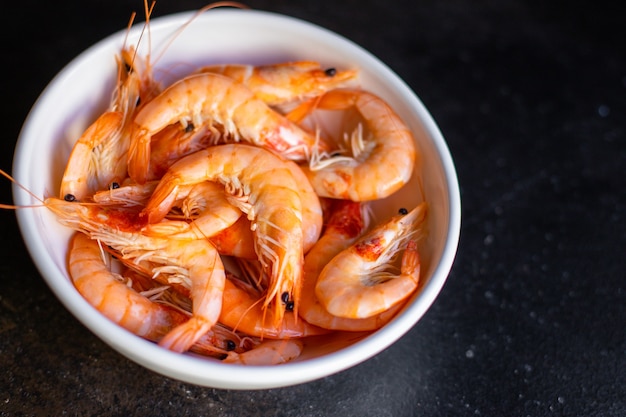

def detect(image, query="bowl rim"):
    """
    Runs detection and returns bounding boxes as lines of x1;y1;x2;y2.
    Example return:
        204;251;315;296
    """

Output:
12;7;461;390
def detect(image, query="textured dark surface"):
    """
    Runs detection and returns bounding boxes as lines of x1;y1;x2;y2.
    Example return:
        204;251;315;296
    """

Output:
1;1;625;416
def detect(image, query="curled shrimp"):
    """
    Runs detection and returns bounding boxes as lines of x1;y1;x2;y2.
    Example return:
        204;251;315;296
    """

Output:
59;112;125;201
222;339;304;365
68;231;188;340
196;61;358;107
299;200;402;330
141;144;304;327
315;202;427;319
296;88;417;201
59;6;162;201
46;198;225;353
127;72;321;184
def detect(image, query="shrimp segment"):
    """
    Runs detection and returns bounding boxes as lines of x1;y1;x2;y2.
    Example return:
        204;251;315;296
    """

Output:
68;232;187;340
127;72;320;184
197;61;358;106
46;198;225;353
299;88;417;201
222;339;304;365
59;111;125;201
299;200;402;330
315;202;427;319
141;144;304;327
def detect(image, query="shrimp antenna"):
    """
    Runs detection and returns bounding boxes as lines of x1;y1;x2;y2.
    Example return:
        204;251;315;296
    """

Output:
151;1;250;66
0;169;45;209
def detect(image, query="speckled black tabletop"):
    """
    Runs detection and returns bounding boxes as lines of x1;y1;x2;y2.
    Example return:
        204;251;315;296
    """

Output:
1;1;624;416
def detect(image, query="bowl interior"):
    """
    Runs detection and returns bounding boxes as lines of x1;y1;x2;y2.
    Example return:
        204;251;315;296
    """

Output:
12;8;460;389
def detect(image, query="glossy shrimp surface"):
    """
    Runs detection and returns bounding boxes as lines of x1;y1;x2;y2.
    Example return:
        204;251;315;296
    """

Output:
68;232;188;341
299;200;402;330
197;61;358;106
140;143;304;327
315;202;427;319
127;72;320;184
46;198;225;353
298;88;417;201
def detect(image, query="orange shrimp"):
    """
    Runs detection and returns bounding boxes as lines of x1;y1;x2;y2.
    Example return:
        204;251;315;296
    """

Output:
196;61;358;107
221;339;304;365
46;198;225;353
68;232;188;340
127;72;322;184
315;202;427;319
298;200;403;330
140;144;304;327
219;278;328;339
295;88;417;201
59;112;125;201
59;4;162;201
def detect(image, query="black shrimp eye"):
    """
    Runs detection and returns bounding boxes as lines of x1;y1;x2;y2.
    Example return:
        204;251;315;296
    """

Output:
398;207;409;215
225;340;237;351
285;301;295;312
110;182;120;189
281;292;290;303
136;96;141;107
184;123;195;133
64;194;76;202
324;67;337;77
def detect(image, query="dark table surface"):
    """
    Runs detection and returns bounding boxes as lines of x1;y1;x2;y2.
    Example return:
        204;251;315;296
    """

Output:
1;0;624;416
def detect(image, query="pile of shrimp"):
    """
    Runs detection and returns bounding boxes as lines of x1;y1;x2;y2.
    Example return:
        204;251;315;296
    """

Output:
18;4;430;365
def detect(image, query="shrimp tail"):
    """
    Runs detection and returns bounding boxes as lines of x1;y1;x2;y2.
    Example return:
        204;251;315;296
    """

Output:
158;316;215;353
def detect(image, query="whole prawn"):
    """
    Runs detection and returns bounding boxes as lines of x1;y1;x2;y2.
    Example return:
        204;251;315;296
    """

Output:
127;72;322;184
298;199;403;330
196;61;358;107
46;198;226;353
315;202;427;319
59;3;162;201
295;88;417;201
140;144;304;327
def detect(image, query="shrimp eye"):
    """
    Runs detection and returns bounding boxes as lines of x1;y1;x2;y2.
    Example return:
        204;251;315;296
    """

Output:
64;194;76;202
285;301;295;312
136;96;141;107
281;292;290;303
324;67;337;77
184;123;195;133
110;182;120;189
398;207;408;215
225;340;237;351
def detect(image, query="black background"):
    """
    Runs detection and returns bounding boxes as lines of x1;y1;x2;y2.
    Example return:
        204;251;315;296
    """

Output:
1;1;624;416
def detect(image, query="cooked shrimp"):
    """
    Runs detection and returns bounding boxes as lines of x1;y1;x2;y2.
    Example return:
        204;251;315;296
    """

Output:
147;123;218;180
145;181;243;240
222;339;303;365
68;232;188;340
141;144;304;327
59;112;125;201
196;61;358;107
219;278;328;339
46;198;226;353
59;6;162;201
299;200;403;330
315;202;427;319
127;72;321;184
297;88;417;201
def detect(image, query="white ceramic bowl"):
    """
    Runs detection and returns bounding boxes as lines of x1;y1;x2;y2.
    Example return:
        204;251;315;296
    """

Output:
13;8;461;389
